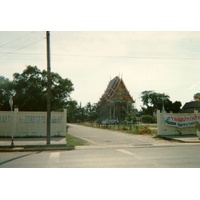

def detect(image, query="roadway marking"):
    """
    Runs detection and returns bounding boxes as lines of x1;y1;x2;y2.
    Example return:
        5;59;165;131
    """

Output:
117;149;135;156
48;152;60;163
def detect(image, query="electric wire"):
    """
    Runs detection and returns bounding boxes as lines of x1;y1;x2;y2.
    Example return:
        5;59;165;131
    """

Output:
0;51;200;60
0;32;200;60
0;32;33;48
0;38;44;58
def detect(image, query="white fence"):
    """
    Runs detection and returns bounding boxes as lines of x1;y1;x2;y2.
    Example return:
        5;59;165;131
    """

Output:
0;108;67;137
157;110;199;136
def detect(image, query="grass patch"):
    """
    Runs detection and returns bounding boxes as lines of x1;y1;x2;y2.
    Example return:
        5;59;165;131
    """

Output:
128;125;157;136
66;133;88;147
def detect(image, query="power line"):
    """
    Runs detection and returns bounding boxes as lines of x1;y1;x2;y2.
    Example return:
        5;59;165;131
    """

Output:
1;51;200;60
0;32;33;48
38;53;200;60
0;38;44;58
0;52;45;56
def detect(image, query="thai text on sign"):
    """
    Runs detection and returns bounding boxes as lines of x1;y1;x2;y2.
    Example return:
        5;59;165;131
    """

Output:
163;114;200;128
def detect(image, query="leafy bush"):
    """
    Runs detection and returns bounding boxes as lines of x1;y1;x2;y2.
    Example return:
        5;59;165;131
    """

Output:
141;115;157;123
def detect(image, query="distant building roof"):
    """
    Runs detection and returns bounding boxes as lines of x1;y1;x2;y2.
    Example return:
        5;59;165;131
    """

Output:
98;76;135;122
99;76;135;103
180;101;200;113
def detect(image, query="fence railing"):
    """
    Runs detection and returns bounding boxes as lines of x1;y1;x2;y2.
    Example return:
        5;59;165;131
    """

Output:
0;108;67;137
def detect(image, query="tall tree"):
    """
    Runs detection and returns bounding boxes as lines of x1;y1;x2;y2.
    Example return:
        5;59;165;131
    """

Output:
84;102;98;121
11;65;74;111
0;76;14;110
169;101;182;113
67;100;79;123
140;90;181;115
140;90;170;115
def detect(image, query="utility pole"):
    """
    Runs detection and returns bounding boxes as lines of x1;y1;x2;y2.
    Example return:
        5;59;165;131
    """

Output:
46;31;51;145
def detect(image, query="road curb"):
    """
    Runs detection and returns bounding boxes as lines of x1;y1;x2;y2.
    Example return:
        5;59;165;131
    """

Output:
155;135;200;143
0;145;75;152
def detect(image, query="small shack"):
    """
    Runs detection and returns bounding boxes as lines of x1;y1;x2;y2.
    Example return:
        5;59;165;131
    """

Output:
98;76;135;123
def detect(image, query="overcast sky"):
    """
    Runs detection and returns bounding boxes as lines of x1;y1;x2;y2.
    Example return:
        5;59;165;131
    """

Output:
2;0;200;196
1;31;200;109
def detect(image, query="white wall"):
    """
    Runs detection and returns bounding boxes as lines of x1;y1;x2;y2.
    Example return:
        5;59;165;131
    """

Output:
0;108;67;137
157;110;198;136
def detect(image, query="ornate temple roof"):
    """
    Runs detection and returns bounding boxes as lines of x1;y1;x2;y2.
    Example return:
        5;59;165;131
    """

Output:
99;76;135;103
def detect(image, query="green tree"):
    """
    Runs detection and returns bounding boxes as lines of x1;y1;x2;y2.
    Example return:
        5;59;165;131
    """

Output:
67;101;98;123
140;90;181;115
75;103;85;123
140;90;170;116
141;115;157;123
169;101;182;113
194;93;200;101
0;76;14;110
84;102;98;122
67;100;80;123
11;65;74;111
48;71;74;111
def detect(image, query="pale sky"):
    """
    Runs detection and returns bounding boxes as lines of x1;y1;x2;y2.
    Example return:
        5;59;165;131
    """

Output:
1;31;200;110
1;0;200;194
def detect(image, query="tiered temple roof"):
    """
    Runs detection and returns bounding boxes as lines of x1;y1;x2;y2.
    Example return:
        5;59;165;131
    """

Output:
99;76;135;103
98;76;135;122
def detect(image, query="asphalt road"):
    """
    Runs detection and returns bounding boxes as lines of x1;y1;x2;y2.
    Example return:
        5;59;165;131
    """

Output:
1;124;200;168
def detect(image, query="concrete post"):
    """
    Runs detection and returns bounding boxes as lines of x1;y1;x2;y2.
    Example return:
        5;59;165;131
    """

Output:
63;109;67;137
13;108;18;138
157;110;161;136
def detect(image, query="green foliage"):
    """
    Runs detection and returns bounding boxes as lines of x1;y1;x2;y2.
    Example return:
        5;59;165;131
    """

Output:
84;102;98;122
66;133;88;146
67;101;98;123
140;90;181;115
0;66;74;111
67;100;79;123
194;93;200;100
166;101;182;113
141;90;169;113
141;115;157;123
0;76;14;110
